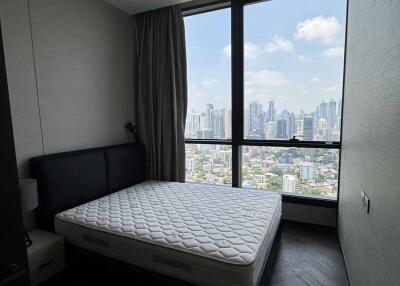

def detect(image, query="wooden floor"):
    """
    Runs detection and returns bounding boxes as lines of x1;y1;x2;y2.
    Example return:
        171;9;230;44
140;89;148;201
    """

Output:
268;221;349;286
43;221;349;286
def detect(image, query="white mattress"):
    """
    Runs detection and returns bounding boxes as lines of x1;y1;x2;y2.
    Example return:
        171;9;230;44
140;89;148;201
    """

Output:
55;180;281;286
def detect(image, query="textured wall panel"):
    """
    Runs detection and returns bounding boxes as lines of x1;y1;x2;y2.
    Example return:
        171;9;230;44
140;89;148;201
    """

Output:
339;0;400;285
29;0;134;154
0;0;44;177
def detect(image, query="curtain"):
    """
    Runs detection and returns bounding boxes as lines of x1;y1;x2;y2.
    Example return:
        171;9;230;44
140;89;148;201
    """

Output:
136;6;187;182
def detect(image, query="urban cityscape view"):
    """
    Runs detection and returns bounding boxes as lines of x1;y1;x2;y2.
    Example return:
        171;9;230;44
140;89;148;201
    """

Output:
186;144;339;198
185;100;341;198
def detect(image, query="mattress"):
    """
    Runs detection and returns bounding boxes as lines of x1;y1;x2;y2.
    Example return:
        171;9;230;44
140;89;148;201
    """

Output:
55;180;281;286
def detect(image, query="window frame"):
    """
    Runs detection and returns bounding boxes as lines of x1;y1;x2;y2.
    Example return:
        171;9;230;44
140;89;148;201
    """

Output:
182;0;348;208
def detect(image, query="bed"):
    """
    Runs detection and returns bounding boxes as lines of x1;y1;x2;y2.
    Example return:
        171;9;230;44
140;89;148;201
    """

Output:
30;143;281;286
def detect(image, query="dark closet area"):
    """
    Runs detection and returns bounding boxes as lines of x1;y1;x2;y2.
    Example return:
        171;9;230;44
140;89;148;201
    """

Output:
0;21;30;286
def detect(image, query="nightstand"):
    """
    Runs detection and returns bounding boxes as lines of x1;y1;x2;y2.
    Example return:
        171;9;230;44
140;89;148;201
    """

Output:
27;229;65;286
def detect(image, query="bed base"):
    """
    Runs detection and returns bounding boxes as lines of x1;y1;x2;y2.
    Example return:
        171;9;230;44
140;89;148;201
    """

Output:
60;223;281;286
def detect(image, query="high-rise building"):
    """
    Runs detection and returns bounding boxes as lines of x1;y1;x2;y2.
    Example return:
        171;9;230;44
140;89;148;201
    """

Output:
206;104;215;132
276;119;287;139
287;113;296;139
215;109;225;139
303;116;314;140
224;109;231;138
267;100;276;122
265;121;277;139
301;162;314;180
319;101;328;120
328;99;337;129
249;102;262;130
283;174;299;193
244;109;249;138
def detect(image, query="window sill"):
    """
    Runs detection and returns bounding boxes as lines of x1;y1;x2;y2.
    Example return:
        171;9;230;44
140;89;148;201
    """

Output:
282;193;337;208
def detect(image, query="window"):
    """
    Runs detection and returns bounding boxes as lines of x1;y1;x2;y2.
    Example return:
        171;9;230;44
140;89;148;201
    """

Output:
244;0;346;141
184;0;346;201
185;8;231;140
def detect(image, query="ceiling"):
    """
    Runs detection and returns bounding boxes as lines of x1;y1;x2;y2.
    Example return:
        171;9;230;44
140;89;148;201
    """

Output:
104;0;193;15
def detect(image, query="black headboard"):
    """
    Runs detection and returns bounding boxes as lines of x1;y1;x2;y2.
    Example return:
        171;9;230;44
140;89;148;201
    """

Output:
30;143;146;231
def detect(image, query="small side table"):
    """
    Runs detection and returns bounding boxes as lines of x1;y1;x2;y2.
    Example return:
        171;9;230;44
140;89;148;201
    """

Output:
27;229;65;286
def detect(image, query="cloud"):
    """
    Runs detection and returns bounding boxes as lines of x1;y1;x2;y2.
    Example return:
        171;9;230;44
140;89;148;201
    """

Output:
200;78;219;86
223;44;232;58
244;42;262;59
246;69;288;87
223;36;293;59
297;54;307;61
264;36;294;53
224;43;262;59
310;77;320;83
295;16;341;44
322;86;338;93
322;46;344;57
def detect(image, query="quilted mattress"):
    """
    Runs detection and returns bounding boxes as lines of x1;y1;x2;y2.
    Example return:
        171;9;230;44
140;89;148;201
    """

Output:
55;180;281;286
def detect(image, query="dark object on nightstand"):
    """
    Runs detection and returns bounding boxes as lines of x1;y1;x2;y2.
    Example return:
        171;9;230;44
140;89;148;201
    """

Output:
19;178;38;248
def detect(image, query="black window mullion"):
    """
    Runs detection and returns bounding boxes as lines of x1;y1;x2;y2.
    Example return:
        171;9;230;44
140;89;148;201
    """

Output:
231;0;244;188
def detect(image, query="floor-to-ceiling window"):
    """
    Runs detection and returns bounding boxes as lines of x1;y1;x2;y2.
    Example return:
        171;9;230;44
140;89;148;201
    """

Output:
184;0;346;201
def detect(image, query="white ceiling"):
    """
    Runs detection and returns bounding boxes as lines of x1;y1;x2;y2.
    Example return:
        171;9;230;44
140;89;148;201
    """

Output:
104;0;193;15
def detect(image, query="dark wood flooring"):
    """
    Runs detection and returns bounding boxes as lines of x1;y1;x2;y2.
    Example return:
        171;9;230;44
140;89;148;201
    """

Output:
42;221;349;286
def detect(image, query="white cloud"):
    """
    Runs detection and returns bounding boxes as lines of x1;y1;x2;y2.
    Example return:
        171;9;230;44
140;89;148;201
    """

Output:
295;16;341;44
223;36;293;59
322;86;338;93
223;44;232;58
246;70;288;87
310;77;320;83
244;42;262;59
297;54;307;61
200;78;219;86
224;42;262;59
264;36;294;53
323;46;344;57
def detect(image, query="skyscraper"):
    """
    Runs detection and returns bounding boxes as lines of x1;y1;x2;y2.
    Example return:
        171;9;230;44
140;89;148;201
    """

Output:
267;100;276;122
265;121;277;139
206;104;215;133
287;113;296;139
303;116;314;140
276;119;287;139
319;101;328;120
224;109;231;138
215;109;225;139
249;102;262;131
328;100;337;129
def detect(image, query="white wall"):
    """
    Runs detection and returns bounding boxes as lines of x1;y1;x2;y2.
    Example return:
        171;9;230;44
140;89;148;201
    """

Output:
0;0;135;177
338;0;400;285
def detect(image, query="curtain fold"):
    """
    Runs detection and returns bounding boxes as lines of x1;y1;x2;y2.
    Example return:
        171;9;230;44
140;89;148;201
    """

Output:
136;6;187;182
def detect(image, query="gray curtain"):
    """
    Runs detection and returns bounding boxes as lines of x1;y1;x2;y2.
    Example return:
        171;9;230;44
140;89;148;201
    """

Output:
136;6;187;182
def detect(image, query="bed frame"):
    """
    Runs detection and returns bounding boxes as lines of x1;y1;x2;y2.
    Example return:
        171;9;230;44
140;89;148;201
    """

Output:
30;143;281;285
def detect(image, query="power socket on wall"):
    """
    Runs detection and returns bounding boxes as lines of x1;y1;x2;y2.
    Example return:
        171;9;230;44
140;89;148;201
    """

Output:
361;190;370;214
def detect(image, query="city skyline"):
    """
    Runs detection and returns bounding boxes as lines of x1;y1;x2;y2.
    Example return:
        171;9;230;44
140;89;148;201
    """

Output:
185;98;342;142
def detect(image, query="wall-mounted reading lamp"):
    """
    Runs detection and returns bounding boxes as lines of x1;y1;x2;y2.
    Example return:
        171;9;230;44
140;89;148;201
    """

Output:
125;122;138;142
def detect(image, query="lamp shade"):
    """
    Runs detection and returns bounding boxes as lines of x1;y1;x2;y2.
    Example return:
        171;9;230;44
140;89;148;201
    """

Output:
19;178;38;212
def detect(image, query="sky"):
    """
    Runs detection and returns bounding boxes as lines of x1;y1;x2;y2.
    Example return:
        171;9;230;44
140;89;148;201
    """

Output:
184;0;347;114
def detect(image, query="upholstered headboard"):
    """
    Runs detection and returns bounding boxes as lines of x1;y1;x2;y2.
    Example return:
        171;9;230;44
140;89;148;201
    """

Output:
30;143;146;231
